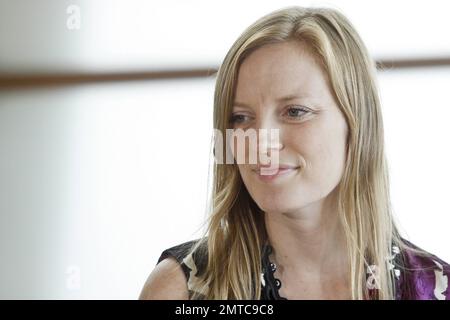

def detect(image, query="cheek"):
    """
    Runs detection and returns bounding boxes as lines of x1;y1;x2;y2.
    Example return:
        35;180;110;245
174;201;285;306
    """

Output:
301;122;348;189
228;134;255;165
237;164;254;186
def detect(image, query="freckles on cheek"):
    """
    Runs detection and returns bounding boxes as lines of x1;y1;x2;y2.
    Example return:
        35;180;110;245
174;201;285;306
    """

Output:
300;131;337;176
312;137;347;183
295;130;322;168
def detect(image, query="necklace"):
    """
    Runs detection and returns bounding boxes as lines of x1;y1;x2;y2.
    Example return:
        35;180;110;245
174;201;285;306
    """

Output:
260;240;403;300
261;242;287;299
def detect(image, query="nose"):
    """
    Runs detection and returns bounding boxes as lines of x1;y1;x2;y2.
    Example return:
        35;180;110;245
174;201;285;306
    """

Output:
257;129;283;165
251;116;284;165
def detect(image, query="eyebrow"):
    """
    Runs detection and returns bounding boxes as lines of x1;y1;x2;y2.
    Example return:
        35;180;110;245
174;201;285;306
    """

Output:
233;94;308;108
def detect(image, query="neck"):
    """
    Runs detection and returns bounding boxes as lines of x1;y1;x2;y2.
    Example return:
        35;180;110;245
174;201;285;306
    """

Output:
263;190;348;278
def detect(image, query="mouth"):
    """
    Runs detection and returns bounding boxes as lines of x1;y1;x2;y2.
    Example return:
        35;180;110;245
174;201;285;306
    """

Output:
252;165;300;182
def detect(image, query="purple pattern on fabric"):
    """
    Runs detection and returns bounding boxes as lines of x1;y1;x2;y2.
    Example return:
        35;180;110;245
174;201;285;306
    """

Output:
395;243;450;300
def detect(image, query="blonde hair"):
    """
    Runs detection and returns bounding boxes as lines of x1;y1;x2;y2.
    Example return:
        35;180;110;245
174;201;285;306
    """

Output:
187;6;405;300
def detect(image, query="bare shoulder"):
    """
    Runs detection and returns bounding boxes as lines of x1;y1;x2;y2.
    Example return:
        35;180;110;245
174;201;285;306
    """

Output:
139;257;189;300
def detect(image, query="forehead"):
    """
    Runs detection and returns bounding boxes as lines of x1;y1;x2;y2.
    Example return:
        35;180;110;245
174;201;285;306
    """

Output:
234;41;329;103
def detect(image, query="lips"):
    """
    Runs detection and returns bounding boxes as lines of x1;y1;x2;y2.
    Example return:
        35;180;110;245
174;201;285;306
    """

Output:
252;164;300;176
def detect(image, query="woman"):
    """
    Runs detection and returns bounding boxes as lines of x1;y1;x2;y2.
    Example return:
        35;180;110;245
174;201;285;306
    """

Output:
139;6;450;300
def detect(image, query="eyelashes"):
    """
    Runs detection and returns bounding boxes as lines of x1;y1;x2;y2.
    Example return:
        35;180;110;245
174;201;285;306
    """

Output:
229;105;311;124
285;106;309;118
229;114;251;124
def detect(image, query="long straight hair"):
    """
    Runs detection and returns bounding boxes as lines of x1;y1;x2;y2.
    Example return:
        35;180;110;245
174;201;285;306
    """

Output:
187;6;404;300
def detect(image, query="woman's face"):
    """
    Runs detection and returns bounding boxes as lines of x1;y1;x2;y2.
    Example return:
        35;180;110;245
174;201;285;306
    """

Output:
231;40;349;214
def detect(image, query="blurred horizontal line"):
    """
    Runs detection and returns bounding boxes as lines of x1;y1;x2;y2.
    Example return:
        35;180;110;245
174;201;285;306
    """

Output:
376;57;450;69
0;68;218;88
1;57;450;88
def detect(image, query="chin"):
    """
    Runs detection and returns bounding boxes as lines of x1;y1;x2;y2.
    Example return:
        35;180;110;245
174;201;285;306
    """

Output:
253;195;298;214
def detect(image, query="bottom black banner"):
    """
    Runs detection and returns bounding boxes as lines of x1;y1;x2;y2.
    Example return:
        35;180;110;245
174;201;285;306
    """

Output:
0;300;447;319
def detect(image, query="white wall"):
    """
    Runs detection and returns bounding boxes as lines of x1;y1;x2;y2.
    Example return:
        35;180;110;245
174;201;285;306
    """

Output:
379;67;450;262
0;78;215;299
1;0;450;74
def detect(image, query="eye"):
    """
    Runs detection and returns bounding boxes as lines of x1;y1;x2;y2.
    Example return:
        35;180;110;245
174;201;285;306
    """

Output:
285;106;309;119
229;113;251;124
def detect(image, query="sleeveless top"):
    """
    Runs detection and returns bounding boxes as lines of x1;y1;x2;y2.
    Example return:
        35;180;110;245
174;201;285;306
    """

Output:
156;238;450;300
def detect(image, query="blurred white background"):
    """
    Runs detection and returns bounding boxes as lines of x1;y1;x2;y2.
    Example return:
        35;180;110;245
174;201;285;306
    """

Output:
0;0;449;299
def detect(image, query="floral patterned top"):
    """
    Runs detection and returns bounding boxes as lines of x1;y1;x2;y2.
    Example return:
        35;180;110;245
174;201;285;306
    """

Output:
156;238;450;300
